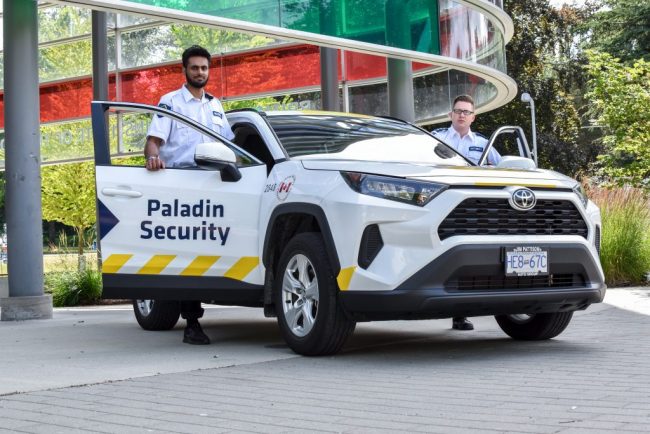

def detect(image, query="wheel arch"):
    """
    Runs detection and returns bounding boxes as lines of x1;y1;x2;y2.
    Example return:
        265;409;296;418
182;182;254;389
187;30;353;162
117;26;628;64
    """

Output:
262;203;340;313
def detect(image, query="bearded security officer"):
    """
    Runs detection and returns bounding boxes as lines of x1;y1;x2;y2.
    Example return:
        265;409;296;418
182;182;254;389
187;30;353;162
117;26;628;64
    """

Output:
433;94;501;331
144;45;235;345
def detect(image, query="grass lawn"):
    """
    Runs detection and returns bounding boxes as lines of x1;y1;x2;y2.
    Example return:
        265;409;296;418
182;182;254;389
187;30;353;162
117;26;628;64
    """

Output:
43;252;99;273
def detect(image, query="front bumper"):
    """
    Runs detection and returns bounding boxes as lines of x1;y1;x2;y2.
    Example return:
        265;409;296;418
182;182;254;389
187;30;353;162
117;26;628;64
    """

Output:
340;244;606;321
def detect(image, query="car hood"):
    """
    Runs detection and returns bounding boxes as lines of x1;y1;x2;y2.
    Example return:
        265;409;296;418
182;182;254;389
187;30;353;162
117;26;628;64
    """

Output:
300;159;577;188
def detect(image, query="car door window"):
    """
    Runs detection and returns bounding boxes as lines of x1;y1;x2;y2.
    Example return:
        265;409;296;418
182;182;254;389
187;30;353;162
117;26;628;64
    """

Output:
105;106;262;168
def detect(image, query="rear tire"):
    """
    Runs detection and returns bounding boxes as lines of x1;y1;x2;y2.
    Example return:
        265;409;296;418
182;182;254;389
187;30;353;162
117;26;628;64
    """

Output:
495;312;573;340
133;299;181;331
275;233;356;356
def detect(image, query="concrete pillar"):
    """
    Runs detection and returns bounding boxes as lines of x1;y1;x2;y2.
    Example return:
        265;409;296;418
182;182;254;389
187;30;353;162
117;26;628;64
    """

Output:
386;0;415;122
1;0;53;320
387;59;415;122
92;11;109;101
320;47;339;111
320;1;340;111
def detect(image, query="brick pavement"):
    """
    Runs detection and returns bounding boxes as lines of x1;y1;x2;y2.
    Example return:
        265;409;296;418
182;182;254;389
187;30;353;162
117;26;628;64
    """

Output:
1;291;649;433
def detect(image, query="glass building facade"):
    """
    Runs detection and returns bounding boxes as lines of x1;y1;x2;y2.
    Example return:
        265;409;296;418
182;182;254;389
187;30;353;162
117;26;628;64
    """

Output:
0;0;514;167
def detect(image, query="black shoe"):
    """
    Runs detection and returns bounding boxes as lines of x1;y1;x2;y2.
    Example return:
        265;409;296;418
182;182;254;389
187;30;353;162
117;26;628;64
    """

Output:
183;321;210;345
452;317;474;331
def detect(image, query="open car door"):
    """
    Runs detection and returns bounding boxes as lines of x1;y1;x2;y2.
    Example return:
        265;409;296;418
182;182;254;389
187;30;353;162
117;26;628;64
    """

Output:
479;126;536;169
91;101;268;301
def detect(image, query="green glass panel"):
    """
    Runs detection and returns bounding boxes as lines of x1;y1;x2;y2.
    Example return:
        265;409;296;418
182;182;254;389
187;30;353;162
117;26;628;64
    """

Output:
122;0;440;54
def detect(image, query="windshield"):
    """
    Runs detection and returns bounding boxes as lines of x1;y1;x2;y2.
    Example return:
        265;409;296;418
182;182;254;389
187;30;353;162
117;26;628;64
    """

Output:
267;114;470;166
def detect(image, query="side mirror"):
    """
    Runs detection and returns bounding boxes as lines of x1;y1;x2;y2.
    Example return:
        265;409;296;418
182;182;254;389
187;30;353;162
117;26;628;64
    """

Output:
195;141;241;182
495;156;537;170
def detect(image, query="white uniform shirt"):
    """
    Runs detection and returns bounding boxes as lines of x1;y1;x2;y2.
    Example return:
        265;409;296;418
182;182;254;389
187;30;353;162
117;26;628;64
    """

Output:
147;85;235;168
433;126;501;165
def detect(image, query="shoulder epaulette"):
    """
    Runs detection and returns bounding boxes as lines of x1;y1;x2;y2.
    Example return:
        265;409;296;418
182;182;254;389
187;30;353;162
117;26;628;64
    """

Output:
205;93;215;101
432;128;447;135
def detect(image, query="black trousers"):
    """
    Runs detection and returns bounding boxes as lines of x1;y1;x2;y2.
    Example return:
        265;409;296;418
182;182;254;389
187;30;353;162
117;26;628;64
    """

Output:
180;301;204;321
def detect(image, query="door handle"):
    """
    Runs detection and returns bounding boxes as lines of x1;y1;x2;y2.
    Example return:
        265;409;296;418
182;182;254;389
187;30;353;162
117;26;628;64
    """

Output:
101;188;143;198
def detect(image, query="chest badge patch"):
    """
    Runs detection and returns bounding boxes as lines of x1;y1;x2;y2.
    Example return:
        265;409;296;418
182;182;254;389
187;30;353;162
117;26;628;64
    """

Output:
157;103;171;118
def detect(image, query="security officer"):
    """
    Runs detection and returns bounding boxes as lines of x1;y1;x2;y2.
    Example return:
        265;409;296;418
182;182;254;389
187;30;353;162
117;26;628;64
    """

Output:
144;45;234;345
433;94;501;166
434;94;500;331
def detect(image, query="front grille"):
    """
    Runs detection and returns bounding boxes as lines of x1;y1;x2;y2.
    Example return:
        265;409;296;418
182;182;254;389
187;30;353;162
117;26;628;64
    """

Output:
446;273;585;291
438;198;588;240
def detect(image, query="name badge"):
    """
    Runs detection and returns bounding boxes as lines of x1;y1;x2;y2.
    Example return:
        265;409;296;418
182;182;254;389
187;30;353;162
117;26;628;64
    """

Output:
469;146;484;152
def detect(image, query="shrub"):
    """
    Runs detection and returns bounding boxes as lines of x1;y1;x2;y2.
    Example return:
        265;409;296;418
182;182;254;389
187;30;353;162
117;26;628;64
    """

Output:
45;268;102;307
589;186;650;286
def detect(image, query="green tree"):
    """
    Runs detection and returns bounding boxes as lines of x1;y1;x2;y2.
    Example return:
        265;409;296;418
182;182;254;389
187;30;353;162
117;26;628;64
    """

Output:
471;0;597;177
585;0;650;63
584;51;650;188
41;162;96;266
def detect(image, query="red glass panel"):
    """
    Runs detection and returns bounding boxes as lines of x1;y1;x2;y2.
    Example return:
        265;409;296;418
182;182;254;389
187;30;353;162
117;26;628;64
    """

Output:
0;76;116;129
121;63;201;104
0;44;437;129
40;78;93;124
345;51;435;82
222;45;325;98
0;95;4;130
345;51;386;81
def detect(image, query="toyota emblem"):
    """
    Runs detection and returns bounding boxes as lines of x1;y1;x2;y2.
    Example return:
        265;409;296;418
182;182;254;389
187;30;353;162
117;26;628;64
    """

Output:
510;188;536;211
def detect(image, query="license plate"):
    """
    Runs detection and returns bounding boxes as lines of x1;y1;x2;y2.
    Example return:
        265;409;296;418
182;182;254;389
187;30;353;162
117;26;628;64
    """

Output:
505;247;548;276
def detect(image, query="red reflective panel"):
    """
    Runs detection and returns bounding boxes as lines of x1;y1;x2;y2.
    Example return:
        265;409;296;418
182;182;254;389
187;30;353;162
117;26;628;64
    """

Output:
40;78;93;124
413;62;434;71
120;60;225;103
0;77;116;128
222;45;324;98
345;51;435;82
0;44;435;129
345;51;386;81
120;64;185;104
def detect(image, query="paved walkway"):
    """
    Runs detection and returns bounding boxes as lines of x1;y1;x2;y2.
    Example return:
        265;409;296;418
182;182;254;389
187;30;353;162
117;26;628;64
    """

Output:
1;288;649;433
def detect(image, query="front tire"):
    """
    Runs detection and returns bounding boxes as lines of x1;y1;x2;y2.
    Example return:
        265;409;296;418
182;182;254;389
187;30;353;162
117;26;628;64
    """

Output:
275;233;356;356
133;299;181;331
495;312;573;340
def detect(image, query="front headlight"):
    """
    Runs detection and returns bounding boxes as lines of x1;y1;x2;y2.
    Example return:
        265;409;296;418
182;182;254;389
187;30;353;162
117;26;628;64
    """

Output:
341;172;448;206
573;183;588;208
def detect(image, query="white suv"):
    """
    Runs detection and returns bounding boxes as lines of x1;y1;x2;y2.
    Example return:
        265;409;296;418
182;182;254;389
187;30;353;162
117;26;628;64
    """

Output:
92;102;606;355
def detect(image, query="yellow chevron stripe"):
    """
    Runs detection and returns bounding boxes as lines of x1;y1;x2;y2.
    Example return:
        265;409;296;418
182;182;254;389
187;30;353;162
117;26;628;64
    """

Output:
102;254;133;274
337;266;356;291
473;181;558;188
138;255;176;275
224;257;259;280
180;256;220;276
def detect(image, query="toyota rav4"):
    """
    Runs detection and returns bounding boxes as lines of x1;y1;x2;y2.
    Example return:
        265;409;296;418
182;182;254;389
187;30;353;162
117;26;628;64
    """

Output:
92;101;606;355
